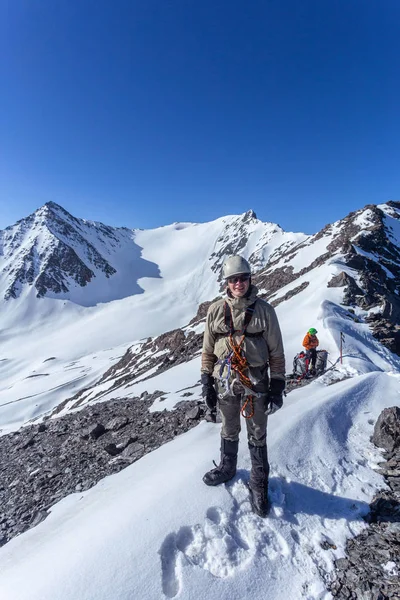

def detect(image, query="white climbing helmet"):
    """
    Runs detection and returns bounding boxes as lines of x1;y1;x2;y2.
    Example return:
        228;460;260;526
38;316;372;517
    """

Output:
222;255;251;279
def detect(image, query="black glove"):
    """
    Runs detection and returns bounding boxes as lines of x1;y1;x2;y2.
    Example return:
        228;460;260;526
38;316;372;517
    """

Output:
265;378;285;415
201;373;218;410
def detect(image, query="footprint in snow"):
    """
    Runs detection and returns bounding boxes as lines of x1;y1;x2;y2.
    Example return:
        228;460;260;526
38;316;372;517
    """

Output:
159;478;291;598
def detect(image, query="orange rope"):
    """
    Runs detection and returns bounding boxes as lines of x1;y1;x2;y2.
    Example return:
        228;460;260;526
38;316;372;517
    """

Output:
241;395;254;419
229;334;255;419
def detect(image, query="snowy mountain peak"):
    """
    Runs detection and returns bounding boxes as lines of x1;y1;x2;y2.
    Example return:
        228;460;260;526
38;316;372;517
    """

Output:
2;200;400;359
243;208;257;220
37;201;72;219
0;204;301;306
0;203;152;305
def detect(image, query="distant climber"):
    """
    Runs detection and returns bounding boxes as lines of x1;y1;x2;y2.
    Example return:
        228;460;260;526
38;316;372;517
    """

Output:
201;255;285;518
302;328;319;375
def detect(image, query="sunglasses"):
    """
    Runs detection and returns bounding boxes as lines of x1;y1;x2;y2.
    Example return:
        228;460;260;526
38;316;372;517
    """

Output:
227;274;251;284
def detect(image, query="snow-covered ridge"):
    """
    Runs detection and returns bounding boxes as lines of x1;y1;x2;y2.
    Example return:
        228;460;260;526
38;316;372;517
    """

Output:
1;201;400;600
0;203;305;307
42;202;400;420
1;200;400;433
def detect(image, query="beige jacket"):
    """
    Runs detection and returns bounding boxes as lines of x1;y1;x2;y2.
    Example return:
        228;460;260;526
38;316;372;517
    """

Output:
201;285;285;383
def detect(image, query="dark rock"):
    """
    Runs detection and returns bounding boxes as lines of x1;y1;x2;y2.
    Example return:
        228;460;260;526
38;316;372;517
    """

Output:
86;423;106;440
335;558;349;570
103;443;122;456
188;299;215;325
330;407;400;599
105;416;128;431
369;496;400;523
185;406;201;420
121;442;145;460
328;272;364;309
373;407;400;452
30;510;49;527
328;271;352;288
320;540;337;550
271;281;310;308
0;396;204;547
114;435;138;451
20;436;35;450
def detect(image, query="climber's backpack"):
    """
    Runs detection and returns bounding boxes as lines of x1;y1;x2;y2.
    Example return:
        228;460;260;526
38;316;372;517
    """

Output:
293;351;309;377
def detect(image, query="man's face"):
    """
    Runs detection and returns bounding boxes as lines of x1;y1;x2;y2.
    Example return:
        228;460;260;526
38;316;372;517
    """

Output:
227;273;251;298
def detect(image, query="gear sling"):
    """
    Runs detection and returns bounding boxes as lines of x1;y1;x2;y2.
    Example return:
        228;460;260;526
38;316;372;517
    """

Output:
217;301;264;419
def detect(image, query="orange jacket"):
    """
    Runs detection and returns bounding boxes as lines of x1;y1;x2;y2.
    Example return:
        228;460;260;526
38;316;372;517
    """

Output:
302;333;319;350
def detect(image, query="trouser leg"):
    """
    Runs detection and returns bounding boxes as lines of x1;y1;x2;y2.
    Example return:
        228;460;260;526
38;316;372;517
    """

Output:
310;348;317;368
219;393;241;442
245;394;268;447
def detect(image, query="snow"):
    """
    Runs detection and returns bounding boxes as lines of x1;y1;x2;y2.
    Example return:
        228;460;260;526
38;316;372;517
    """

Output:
1;210;302;429
1;204;400;599
0;372;399;600
352;209;376;229
267;230;332;275
381;561;398;577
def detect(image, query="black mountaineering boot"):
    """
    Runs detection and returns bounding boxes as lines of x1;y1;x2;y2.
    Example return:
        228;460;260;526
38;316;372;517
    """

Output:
248;444;270;517
203;439;238;486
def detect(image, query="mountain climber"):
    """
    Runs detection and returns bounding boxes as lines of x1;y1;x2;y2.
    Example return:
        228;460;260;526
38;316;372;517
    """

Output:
302;328;319;375
201;255;285;517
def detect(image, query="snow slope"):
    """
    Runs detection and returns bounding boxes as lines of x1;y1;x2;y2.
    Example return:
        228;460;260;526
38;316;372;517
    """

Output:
1;202;400;599
0;370;399;600
0;209;305;432
2;203;400;432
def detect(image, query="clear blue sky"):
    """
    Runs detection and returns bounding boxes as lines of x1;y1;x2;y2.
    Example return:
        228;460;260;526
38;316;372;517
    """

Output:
1;0;399;234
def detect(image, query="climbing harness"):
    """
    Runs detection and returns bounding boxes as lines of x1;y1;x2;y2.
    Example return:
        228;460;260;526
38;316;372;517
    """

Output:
217;301;263;419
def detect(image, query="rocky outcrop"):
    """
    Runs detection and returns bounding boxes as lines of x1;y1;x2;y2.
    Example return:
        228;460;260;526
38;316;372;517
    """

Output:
329;407;400;599
253;266;299;299
0;393;206;547
35;242;99;296
188;299;218;325
328;272;364;307
372;407;400;453
329;521;399;599
364;313;400;356
270;281;310;307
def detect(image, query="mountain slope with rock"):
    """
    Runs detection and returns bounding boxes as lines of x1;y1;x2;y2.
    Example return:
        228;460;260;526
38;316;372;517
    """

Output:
0;206;305;432
46;201;400;417
0;200;400;599
0;201;160;305
1;201;400;433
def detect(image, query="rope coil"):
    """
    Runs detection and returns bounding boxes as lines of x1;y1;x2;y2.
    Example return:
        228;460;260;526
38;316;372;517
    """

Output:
229;333;255;419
